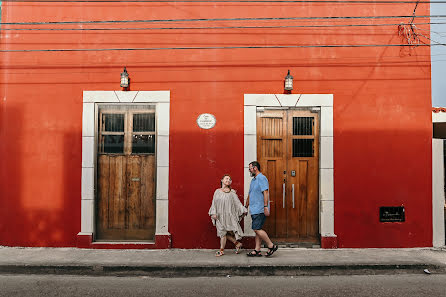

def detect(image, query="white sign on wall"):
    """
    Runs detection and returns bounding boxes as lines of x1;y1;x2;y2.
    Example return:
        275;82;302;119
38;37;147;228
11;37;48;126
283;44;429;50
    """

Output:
197;113;216;129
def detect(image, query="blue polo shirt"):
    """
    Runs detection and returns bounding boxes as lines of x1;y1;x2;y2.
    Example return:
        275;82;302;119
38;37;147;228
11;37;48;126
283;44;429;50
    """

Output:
248;172;269;215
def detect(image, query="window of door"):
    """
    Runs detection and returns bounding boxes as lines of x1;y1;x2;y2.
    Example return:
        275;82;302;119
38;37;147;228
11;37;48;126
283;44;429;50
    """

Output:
98;105;156;155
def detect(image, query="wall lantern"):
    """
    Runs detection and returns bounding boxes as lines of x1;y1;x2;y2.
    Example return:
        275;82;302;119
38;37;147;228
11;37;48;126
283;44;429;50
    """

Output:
284;69;293;91
120;67;129;89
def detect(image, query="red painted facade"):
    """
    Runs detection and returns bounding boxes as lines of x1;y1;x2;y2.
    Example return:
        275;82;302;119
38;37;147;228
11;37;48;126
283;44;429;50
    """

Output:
0;2;432;248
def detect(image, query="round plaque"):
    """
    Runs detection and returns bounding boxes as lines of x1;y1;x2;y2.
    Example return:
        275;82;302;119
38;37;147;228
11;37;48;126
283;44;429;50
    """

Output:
197;113;216;129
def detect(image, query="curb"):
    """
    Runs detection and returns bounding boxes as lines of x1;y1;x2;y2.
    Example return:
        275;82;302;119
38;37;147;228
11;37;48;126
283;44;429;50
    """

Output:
1;264;445;277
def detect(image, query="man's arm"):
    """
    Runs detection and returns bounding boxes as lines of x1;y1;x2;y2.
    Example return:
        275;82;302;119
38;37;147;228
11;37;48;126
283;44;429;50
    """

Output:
263;189;270;216
245;195;250;208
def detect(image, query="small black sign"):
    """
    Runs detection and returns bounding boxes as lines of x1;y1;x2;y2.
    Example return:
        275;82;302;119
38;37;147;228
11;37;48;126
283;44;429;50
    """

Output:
379;206;405;222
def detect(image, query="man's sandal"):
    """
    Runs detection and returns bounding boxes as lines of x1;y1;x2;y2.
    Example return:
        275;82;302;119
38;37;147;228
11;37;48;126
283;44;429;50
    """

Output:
215;250;225;257
265;245;278;257
246;250;262;257
235;242;243;254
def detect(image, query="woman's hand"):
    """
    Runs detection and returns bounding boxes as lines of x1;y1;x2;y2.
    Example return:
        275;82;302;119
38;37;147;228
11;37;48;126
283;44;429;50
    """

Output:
211;214;217;220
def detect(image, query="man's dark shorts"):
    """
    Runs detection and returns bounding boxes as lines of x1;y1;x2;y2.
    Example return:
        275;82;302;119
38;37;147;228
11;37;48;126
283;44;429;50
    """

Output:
251;213;266;230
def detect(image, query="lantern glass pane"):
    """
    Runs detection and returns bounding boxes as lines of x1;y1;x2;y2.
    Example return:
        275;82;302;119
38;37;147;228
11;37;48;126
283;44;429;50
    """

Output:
120;76;128;87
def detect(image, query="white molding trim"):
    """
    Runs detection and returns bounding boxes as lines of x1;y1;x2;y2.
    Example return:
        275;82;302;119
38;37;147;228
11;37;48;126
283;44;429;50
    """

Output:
433;139;445;247
433;111;446;123
244;94;334;238
79;91;171;240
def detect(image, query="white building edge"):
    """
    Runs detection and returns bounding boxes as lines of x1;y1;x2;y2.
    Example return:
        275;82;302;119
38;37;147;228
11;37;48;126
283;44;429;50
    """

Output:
432;109;446;247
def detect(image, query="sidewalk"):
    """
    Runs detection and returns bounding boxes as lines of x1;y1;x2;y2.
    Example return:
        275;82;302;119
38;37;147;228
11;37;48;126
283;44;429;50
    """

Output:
1;246;445;277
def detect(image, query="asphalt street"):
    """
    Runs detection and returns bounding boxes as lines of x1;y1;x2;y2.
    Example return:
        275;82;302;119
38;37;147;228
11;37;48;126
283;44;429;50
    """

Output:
1;274;445;297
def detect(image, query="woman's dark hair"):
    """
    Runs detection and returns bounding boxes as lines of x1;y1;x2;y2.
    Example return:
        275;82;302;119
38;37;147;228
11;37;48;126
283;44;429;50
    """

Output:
220;174;232;189
249;161;261;171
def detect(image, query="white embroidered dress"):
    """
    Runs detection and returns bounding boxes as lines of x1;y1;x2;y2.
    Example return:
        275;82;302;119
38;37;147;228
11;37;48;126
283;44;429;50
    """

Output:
208;189;247;240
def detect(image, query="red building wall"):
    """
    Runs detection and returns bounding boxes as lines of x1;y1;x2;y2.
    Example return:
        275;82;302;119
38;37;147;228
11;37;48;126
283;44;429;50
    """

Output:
0;2;432;248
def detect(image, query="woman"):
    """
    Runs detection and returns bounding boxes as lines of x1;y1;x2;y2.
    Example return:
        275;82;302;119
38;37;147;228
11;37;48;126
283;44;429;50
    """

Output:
209;174;247;257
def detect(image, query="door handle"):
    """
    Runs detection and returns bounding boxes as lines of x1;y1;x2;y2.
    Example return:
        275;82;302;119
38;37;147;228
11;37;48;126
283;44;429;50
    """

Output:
283;183;285;208
292;184;295;208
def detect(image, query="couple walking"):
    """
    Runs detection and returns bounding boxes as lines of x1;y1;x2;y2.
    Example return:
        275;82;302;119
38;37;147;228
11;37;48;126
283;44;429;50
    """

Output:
208;161;279;257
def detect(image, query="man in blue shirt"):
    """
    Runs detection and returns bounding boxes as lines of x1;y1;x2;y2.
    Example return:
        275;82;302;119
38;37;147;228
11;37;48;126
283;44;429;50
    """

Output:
245;161;278;257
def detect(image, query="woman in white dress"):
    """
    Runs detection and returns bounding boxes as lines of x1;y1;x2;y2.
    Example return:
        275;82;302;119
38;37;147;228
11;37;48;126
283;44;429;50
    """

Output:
209;174;248;257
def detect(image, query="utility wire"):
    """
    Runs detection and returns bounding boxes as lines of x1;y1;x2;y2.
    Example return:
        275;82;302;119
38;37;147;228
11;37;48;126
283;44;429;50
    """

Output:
416;30;446;47
0;22;439;31
419;27;446;37
1;0;446;3
0;43;439;52
0;15;436;26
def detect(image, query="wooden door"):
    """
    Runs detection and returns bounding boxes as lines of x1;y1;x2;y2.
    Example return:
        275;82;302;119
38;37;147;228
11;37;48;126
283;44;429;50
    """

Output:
96;106;156;241
257;108;319;243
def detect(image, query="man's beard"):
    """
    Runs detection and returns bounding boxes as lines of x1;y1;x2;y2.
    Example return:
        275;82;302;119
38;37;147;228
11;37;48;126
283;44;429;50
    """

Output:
250;171;255;177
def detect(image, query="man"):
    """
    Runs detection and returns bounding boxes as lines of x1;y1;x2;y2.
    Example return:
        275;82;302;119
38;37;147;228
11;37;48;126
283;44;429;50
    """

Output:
245;161;278;257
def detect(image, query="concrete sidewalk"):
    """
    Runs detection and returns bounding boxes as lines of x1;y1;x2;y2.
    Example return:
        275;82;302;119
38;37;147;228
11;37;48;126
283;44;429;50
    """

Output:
1;246;445;277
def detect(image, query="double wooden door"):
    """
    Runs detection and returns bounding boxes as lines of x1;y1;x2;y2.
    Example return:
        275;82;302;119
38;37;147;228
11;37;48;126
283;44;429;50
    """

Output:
96;105;156;241
257;108;319;243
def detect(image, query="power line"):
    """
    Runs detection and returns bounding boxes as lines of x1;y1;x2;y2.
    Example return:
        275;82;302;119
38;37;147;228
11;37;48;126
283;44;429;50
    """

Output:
0;22;440;31
417;29;446;46
0;15;437;26
420;27;446;37
1;0;446;3
0;43;438;52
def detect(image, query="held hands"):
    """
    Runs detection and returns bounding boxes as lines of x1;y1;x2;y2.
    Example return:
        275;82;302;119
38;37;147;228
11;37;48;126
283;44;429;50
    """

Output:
239;212;247;219
211;214;217;220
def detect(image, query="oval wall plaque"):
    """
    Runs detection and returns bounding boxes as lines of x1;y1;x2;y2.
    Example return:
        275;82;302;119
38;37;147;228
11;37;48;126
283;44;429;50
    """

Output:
197;113;216;129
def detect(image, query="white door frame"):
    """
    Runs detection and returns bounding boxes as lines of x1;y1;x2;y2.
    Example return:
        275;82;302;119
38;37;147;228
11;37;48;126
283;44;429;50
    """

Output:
244;94;335;246
78;91;170;243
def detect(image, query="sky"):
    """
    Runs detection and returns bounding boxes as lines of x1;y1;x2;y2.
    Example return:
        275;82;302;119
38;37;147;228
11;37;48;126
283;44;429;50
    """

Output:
431;2;446;107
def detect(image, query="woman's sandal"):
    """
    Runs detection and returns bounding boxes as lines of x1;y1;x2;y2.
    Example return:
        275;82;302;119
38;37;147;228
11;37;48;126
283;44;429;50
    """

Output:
265;245;278;257
215;250;225;257
246;250;262;257
235;242;243;254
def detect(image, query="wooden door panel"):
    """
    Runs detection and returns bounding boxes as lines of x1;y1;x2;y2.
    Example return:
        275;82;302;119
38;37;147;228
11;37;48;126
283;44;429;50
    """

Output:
98;156;110;231
297;160;308;237
287;110;319;242
306;158;319;239
127;156;142;229
287;160;308;238
273;160;287;238
97;155;126;231
263;160;276;237
97;155;155;240
109;155;126;229
141;155;156;232
257;110;286;238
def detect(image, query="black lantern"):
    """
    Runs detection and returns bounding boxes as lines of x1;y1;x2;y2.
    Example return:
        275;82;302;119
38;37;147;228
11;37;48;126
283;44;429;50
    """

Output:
120;67;129;89
284;69;293;91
